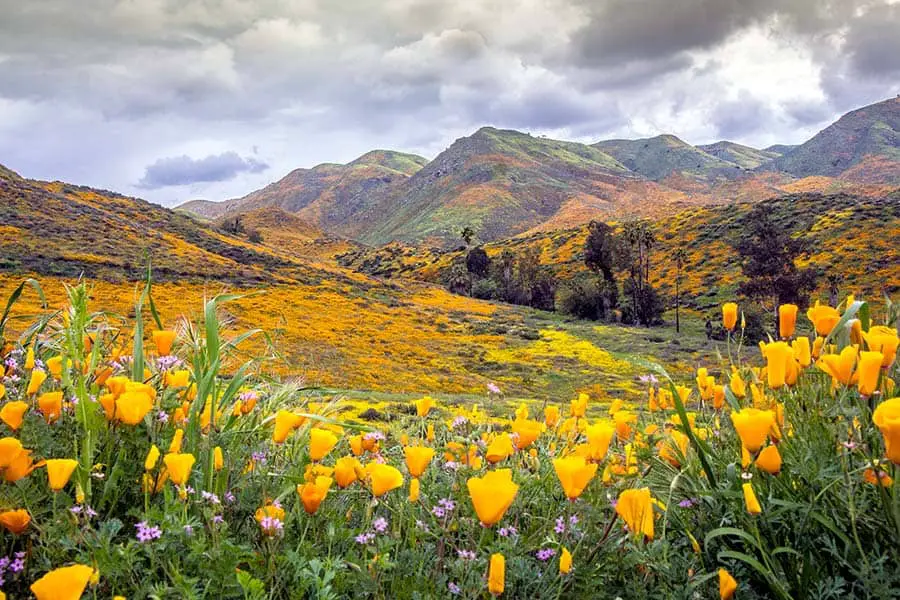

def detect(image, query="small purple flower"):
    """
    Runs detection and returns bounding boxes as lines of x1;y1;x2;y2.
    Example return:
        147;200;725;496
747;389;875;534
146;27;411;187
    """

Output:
373;517;388;533
355;532;376;545
438;498;456;512
415;519;429;531
135;521;163;542
86;506;98;518
9;558;24;573
272;499;283;509
212;515;224;525
70;505;83;515
487;382;501;395
554;516;566;534
183;525;194;536
431;506;446;519
156;355;182;370
184;486;195;495
224;491;236;503
201;491;221;505
448;582;461;595
498;526;517;538
239;390;259;402
156;411;170;424
443;461;461;471
251;451;268;464
569;514;579;526
536;548;557;562
451;416;468;429
259;516;284;536
678;498;700;509
0;557;10;569
364;431;386;442
456;549;476;561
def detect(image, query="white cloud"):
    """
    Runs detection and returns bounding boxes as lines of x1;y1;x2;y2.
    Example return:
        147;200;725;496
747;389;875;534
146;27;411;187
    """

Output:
0;0;896;206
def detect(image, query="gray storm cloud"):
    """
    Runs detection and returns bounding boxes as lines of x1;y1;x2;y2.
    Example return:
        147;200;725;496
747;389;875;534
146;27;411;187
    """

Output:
0;0;897;205
138;152;269;189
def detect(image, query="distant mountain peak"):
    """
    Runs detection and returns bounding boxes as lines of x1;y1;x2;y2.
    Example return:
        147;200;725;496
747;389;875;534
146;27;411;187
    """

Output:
765;96;899;178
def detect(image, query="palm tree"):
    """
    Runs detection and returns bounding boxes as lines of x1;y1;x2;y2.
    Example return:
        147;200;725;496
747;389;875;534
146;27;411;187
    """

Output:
673;247;687;333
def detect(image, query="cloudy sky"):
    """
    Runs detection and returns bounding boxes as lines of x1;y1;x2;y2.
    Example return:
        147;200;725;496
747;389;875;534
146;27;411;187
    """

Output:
1;0;898;206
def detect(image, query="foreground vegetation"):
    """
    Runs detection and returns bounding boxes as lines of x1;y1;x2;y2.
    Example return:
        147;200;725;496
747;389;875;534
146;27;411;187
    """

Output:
0;274;897;598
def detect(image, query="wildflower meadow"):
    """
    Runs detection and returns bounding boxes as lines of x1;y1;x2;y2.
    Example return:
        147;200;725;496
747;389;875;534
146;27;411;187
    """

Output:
0;276;898;599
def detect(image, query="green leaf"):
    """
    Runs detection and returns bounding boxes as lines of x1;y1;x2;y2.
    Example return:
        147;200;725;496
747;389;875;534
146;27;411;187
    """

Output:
705;526;764;553
668;381;717;487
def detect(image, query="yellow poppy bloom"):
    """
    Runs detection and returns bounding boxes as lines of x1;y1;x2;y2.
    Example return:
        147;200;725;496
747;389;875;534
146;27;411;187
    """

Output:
544;405;560;428
730;408;776;453
722;302;738;331
719;568;737;599
45;458;78;491
46;356;64;379
792;337;811;368
408;477;420;503
778;304;798;339
857;351;884;396
298;475;332;514
570;392;588;418
414;396;434;417
615;487;655;539
403;446;435;478
485;434;514;464
559;546;572;574
37;391;63;423
585;420;615;461
488;553;505;596
115;390;154;425
309;428;339;462
817;346;859;387
168;429;184;454
27;368;48;395
144;445;160;471
334;456;361;488
165;370;191;388
511;419;542;449
467;469;518;526
163;453;195;486
553;456;598;500
30;564;95;600
0;400;29;431
755;445;782;475
367;463;404;496
213;446;224;471
273;410;302;444
806;302;840;337
760;341;791;389
0;508;31;534
742;481;762;514
863;326;899;368
873;397;900;464
152;330;177;356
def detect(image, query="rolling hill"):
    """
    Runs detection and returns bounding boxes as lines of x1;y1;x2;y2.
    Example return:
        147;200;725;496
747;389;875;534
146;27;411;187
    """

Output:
179;97;900;247
593;134;743;182
340;191;900;309
767;96;900;180
0;164;324;284
1;162;717;399
696;141;781;169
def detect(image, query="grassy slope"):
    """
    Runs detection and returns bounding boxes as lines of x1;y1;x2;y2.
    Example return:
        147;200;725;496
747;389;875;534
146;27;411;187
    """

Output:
0;164;713;401
696;141;781;169
767;97;900;178
341;192;900;311
594;134;742;182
